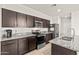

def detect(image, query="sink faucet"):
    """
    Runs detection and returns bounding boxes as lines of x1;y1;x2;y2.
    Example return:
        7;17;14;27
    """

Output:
71;28;75;41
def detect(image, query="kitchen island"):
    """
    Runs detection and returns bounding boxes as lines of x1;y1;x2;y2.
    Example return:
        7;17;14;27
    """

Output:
49;36;79;55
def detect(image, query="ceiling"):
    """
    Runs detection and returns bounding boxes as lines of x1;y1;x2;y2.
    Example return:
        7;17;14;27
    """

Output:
23;4;79;17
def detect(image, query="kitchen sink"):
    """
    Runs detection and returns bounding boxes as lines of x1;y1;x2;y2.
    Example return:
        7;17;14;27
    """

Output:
61;36;73;41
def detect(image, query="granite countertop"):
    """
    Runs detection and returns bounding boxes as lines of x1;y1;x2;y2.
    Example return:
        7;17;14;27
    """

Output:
49;36;79;52
1;33;36;41
1;31;52;42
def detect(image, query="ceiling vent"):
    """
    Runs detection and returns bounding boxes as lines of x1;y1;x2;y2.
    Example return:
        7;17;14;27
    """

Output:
51;4;56;7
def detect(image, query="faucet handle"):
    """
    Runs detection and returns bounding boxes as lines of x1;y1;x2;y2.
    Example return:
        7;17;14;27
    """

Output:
71;28;75;40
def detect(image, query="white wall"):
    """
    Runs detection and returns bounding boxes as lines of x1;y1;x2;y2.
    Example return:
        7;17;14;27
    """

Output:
50;13;71;24
0;5;1;54
0;10;1;27
50;16;59;24
0;14;1;28
71;11;79;35
58;11;79;36
0;5;2;41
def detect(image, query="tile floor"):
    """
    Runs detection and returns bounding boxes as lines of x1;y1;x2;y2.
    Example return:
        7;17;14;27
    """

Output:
25;43;51;55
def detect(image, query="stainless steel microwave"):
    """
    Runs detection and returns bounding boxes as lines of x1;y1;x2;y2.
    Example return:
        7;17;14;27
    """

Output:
35;21;43;28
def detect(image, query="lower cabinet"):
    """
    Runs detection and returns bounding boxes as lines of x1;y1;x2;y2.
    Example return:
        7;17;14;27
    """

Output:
45;33;52;44
1;36;36;55
18;38;28;55
1;40;18;55
28;36;36;51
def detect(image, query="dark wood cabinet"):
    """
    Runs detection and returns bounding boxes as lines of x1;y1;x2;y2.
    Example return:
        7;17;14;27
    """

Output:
45;33;52;44
35;17;42;21
17;13;27;27
46;20;50;28
28;36;36;51
1;36;37;55
43;19;50;28
51;44;77;55
2;8;50;28
1;40;18;55
26;15;34;27
18;36;36;54
43;19;46;28
2;8;17;27
18;38;28;55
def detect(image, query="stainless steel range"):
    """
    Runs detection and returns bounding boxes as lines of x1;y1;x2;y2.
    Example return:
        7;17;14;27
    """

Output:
36;35;45;49
32;30;46;49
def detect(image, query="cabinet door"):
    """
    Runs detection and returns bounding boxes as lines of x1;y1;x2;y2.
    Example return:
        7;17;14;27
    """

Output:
43;19;47;28
2;8;16;27
43;19;50;28
26;15;34;27
17;13;27;27
18;38;28;55
46;20;50;28
28;36;36;51
1;40;18;55
45;33;52;44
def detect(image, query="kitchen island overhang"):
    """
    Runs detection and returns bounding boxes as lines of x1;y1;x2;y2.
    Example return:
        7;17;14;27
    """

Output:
49;36;79;55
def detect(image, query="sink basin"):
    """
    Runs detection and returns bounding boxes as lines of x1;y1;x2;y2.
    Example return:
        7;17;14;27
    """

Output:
61;36;73;41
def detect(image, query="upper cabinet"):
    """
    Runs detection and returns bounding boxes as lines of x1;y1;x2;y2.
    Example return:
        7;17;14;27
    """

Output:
46;20;50;28
43;19;47;28
34;17;50;28
2;8;50;28
17;13;27;27
43;19;50;28
2;8;17;27
34;17;43;28
26;15;34;27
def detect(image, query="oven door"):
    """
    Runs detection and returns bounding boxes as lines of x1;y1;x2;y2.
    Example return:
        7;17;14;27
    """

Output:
36;36;45;44
37;43;45;49
36;36;45;49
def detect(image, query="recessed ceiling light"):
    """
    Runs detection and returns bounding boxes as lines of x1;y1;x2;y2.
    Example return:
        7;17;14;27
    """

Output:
57;9;61;12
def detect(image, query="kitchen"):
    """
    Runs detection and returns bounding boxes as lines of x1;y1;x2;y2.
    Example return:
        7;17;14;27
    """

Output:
0;4;79;55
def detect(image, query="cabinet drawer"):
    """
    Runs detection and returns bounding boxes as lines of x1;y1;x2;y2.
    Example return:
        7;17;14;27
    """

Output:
1;40;17;46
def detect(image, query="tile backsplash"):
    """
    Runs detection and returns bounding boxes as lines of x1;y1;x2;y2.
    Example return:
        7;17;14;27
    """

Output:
2;28;48;36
